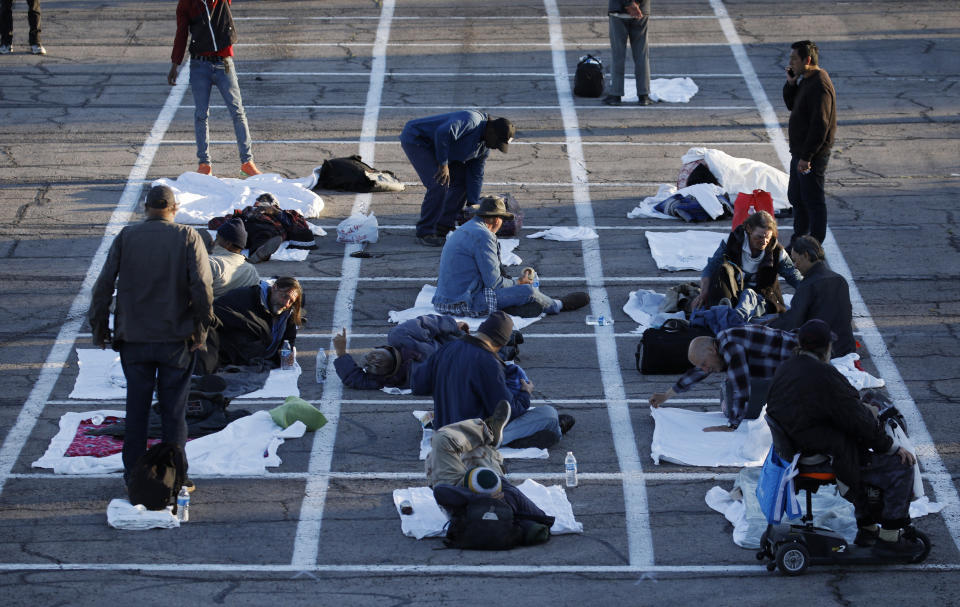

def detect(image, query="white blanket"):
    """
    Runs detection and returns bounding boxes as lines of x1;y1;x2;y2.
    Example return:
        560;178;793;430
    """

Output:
526;226;598;241
705;468;943;549
622;289;685;334
681;148;790;211
70;350;301;399
107;498;180;530
392;479;583;539
625;77;699;103
645;230;727;271
153;172;324;224
500;238;522;266
830;353;885;390
414;411;548;460
626;184;677;219
388;285;544;331
33;410;306;475
650;407;771;467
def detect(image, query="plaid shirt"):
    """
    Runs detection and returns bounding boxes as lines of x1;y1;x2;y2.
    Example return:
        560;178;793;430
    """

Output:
672;325;798;427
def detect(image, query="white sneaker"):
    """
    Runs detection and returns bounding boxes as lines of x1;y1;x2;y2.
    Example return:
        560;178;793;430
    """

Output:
0;44;12;55
31;44;46;55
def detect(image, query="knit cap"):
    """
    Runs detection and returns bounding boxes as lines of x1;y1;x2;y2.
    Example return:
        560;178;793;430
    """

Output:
463;467;502;496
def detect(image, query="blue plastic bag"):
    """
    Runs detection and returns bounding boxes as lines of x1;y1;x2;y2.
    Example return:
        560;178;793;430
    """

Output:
755;448;802;524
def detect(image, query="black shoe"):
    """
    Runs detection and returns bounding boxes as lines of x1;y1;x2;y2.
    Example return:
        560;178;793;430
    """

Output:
854;526;879;547
872;532;922;557
560;291;590;311
638;94;652;106
558;414;576;435
501;301;543;318
485;400;511;448
248;235;283;263
416;234;445;247
601;95;621;106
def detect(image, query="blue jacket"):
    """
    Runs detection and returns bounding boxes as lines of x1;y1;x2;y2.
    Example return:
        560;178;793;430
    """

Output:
399;110;490;204
411;336;531;429
432;217;515;314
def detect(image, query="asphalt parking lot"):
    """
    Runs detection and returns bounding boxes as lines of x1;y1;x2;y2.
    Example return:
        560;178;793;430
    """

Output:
0;0;958;604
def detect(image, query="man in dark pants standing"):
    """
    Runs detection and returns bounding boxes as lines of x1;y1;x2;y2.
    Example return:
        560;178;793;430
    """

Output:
89;185;215;484
604;0;650;106
400;110;515;247
0;0;44;55
784;39;837;246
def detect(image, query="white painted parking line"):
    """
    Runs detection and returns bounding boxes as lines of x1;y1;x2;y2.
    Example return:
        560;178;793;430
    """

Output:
203;103;755;110
235;15;718;21
289;0;395;570
711;0;960;555
0;68;192;498
238;72;744;78
161;139;766;146
544;0;654;568
236;42;726;48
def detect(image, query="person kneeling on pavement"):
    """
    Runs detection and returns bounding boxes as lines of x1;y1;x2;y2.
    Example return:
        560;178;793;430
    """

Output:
766;319;920;556
333;314;468;390
427;401;555;549
412;311;575;449
432;195;589;318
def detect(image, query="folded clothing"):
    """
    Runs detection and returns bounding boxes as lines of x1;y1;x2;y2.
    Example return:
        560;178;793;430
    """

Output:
107;498;180;530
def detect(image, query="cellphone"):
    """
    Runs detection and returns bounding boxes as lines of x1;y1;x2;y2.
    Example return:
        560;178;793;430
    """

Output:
787;67;795;77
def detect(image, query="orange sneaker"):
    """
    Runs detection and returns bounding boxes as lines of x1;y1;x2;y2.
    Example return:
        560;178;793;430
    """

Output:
240;160;262;177
197;163;212;175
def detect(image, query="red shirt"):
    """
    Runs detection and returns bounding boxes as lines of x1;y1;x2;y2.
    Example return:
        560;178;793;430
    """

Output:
171;0;234;64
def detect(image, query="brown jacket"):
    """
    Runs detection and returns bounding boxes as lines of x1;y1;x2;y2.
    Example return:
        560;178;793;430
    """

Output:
89;217;215;346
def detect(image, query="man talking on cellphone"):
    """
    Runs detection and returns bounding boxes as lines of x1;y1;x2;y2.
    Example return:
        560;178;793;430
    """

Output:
783;40;837;248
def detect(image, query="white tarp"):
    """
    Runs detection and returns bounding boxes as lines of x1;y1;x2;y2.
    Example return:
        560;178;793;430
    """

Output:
625;76;699;103
681;147;790;211
392;479;583;539
645;230;726;271
622;288;685;334
153;171;324;224
387;285;544;331
70;349;301;399
650;407;772;467
33;410;306;475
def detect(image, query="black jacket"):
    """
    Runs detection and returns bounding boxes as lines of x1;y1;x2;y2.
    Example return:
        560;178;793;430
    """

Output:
766;352;892;492
770;261;855;356
783;68;837;161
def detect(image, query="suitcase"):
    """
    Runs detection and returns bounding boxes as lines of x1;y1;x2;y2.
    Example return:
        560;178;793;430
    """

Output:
635;322;713;375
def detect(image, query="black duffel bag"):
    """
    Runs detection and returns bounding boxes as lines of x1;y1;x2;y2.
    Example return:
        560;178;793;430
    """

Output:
635;319;713;375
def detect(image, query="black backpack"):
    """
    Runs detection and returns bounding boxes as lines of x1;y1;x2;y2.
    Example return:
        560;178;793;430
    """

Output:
126;443;187;513
315;155;404;193
443;496;524;550
573;55;604;97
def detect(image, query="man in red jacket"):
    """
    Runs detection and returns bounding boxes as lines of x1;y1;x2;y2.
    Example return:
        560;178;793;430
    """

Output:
168;0;261;178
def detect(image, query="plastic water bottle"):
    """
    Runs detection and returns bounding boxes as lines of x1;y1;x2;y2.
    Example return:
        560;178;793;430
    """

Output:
176;486;190;522
565;451;578;488
316;348;328;384
280;340;293;370
585;315;613;326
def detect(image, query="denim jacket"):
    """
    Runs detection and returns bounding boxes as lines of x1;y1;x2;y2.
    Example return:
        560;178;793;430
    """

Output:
433;217;515;314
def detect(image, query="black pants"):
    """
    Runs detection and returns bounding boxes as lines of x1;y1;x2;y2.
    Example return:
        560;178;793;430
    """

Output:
0;0;41;46
118;341;194;480
852;451;915;529
788;150;831;245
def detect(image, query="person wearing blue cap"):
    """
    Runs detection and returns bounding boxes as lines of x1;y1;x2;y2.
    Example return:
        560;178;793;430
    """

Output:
209;217;259;298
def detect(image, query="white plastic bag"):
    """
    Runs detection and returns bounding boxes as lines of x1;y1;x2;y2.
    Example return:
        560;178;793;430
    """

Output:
336;213;379;244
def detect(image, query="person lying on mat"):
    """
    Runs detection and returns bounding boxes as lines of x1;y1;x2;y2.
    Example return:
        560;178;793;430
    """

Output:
333;314;467;390
648;324;797;432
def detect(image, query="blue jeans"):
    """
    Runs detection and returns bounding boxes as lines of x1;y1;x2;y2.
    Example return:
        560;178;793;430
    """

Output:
401;141;469;237
788;151;830;244
501;405;562;449
190;57;254;164
119;341;195;480
494;284;559;314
